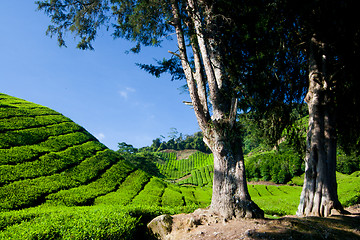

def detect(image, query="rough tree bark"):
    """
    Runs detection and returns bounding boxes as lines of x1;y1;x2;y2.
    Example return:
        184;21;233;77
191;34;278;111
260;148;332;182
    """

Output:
170;0;263;220
297;35;345;217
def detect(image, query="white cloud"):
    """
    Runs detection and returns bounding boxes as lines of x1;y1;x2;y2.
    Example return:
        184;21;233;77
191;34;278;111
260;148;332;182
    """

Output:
95;133;106;141
118;87;136;100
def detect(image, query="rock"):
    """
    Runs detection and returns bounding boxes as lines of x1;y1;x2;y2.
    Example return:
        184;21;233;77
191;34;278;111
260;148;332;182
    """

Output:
187;216;197;228
147;214;173;240
245;229;255;237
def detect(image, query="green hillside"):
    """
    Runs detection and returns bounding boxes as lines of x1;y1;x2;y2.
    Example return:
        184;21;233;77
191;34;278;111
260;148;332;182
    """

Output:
0;93;122;210
0;94;212;239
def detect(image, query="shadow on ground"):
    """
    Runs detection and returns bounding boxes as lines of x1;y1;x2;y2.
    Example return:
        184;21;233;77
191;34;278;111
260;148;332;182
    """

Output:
250;214;360;240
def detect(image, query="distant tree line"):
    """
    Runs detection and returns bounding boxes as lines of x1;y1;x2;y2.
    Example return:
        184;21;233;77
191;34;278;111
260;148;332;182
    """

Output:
117;130;211;154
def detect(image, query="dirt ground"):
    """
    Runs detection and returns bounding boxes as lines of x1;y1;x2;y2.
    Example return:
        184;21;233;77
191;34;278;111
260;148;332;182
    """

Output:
157;205;360;240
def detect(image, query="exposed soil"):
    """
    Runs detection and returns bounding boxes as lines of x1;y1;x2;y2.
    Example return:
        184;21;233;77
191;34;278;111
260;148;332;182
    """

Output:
175;173;192;183
152;205;360;240
247;180;286;186
176;149;199;160
159;149;200;160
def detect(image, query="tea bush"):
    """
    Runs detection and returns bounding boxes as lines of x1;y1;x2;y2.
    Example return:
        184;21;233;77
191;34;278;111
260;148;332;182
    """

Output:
161;185;185;207
94;169;151;206
45;158;134;206
131;177;167;206
337;171;360;206
0;150;120;210
156;152;213;180
0;206;140;240
249;184;302;216
0;141;105;185
0;114;71;132
0;122;83;148
178;165;214;186
0;131;95;165
245;149;303;184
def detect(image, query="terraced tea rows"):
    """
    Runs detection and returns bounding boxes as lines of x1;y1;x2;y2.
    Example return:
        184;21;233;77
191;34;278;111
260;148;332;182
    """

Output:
0;94;212;213
249;184;302;215
156;151;214;181
178;165;214;186
0;94;124;210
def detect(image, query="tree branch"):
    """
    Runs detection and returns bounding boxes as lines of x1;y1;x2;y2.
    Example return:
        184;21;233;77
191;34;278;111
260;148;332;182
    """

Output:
187;0;223;120
168;50;181;59
170;0;209;132
183;10;210;119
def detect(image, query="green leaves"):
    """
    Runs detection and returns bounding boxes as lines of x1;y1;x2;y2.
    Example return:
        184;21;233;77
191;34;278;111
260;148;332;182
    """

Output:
37;0;111;50
0;94;117;210
156;151;213;180
45;158;134;206
245;150;303;184
36;0;172;50
0;206;140;239
94;169;151;205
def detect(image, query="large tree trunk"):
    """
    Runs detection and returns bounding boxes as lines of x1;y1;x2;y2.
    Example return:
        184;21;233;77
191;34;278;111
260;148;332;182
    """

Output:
205;128;264;219
297;35;345;217
170;0;263;219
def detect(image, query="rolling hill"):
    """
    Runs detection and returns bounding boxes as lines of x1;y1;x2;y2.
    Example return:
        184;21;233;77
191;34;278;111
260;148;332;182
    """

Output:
0;93;124;210
0;93;212;239
0;93;212;209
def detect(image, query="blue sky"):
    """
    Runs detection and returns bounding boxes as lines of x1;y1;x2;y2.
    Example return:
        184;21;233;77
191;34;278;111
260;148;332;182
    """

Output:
0;1;199;150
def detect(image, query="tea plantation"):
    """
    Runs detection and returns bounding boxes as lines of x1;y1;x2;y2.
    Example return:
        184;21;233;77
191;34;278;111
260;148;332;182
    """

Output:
0;93;359;239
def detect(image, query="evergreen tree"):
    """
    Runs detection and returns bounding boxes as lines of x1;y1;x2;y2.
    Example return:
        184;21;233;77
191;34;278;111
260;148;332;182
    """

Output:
283;0;360;217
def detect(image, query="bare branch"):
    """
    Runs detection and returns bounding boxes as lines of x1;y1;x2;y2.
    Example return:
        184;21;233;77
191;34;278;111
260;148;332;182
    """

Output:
187;0;222;120
168;50;181;59
170;0;209;132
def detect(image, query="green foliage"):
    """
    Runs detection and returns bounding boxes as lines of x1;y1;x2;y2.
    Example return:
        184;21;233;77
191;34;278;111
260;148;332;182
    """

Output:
158;151;177;161
0;206;140;240
2;93;360;238
245;149;303;184
178;165;214;187
126;152;164;178
94;170;151;206
0;122;83;149
0;94;116;211
337;172;360;206
281;115;308;158
131;177;167;206
337;152;360;174
45;158;134;206
288;174;304;186
192;185;212;207
0;149;119;210
0;114;71;132
249;184;302;216
0;94;58;118
0;131;95;165
161;185;185;207
0;141;106;185
137;131;211;153
117;142;138;154
239;104;308;155
156;151;213;181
